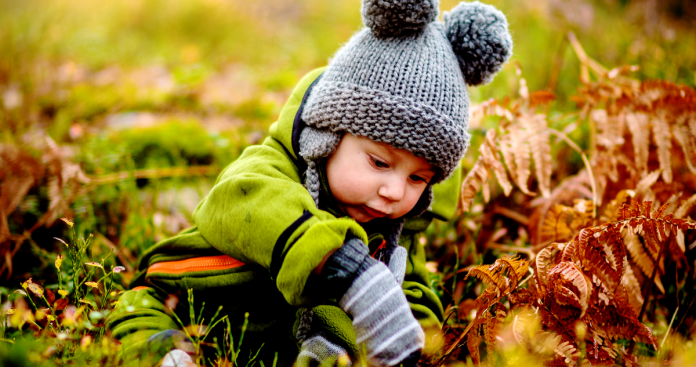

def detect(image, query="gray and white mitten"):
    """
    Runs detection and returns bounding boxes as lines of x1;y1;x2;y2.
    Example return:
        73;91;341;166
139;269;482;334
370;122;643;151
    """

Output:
322;239;424;367
297;333;352;367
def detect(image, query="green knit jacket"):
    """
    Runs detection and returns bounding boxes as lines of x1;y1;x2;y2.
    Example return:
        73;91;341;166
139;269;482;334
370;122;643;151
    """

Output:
106;68;461;367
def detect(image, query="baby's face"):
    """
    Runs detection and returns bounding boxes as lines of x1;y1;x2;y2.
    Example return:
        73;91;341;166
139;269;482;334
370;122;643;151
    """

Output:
325;134;435;223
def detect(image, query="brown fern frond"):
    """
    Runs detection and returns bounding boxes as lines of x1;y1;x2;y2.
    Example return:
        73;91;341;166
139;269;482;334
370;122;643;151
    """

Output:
561;240;580;263
531;331;580;367
535;243;564;288
597;224;627;277
593;109;625;149
459;160;489;213
672;121;696;174
525;113;553;197
581;242;621;291
621;265;644;314
625;112;650;174
548;261;591;317
529;90;556;108
497;255;530;288
623;228;665;294
588;285;658;349
674;193;696;219
469;99;515;128
481;129;513;196
500;127;532;195
601;190;631;222
634;170;661;198
466;265;507;293
540;205;576;243
484;307;505;356
467;317;484;364
651;116;673;184
512;308;540;350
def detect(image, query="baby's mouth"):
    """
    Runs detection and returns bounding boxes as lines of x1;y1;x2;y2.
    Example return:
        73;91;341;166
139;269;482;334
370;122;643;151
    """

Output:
363;206;387;218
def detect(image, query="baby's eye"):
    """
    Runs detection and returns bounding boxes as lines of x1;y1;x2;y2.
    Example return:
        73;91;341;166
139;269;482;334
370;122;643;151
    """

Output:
372;157;389;168
410;175;428;183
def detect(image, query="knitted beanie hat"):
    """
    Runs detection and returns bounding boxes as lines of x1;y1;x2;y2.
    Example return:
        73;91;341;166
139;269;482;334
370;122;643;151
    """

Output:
299;0;512;210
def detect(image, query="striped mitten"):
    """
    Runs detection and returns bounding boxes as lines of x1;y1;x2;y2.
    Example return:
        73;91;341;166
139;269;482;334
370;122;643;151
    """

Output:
297;333;352;367
321;239;424;367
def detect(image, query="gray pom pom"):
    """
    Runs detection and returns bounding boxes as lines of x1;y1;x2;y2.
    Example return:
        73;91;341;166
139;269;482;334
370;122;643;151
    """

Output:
362;0;439;38
444;1;512;86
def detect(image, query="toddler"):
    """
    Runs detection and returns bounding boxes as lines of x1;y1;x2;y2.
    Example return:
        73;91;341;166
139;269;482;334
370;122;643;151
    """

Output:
107;1;512;366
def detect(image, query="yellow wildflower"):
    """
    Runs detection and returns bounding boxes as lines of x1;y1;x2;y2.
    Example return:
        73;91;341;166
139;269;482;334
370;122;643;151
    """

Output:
84;282;99;288
55;255;63;271
60;218;74;227
22;278;44;296
58;289;69;298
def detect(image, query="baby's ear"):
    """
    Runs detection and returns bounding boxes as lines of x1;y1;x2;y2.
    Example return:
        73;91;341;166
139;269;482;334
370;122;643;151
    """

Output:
362;0;439;38
444;1;513;86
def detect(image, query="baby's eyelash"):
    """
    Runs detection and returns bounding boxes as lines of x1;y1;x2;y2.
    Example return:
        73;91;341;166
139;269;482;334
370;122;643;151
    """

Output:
371;156;389;168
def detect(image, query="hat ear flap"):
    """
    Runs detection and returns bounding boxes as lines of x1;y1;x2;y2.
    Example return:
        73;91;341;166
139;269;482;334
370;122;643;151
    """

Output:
362;0;439;38
444;1;513;86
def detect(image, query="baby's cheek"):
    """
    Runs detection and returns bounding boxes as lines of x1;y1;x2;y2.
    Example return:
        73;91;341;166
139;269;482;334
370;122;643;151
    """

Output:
402;186;426;213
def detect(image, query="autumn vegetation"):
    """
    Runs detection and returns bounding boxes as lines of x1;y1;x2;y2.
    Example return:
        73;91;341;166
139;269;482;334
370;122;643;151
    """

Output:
1;0;696;366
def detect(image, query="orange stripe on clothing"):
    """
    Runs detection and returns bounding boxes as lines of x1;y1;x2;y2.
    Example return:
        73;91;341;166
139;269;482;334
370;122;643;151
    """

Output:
146;255;245;275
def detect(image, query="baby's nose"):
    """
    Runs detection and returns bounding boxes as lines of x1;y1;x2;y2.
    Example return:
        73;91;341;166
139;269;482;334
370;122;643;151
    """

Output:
378;176;406;202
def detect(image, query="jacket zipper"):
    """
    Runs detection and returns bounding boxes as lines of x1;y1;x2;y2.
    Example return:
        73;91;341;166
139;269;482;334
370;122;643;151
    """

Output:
147;255;246;275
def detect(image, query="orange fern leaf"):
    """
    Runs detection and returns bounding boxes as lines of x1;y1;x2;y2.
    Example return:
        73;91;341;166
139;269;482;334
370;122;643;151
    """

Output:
672;122;696;174
548;261;591;317
621;265;644;314
481;129;514;196
466;265;507;293
525;113;552;197
467;318;484;364
459;160;489;213
651;116;673;183
535;243;564;288
499;127;532;194
625;112;650;174
623;228;665;293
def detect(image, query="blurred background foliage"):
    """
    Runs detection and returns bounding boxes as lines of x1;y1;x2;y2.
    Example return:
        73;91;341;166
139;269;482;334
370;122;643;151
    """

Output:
1;0;695;298
0;0;695;363
2;0;695;292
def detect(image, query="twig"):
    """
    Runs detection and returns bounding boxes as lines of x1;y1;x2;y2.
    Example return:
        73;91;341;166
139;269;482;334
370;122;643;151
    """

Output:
567;31;608;80
660;306;678;349
87;165;220;185
492;206;530;226
547;128;598;218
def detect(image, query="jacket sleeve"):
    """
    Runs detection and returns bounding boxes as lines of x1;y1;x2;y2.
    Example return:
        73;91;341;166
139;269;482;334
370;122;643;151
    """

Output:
192;139;368;307
106;287;181;362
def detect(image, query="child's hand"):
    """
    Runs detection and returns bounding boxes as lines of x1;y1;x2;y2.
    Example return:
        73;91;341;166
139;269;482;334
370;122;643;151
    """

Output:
297;333;352;367
339;260;423;367
321;239;424;367
385;245;407;285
